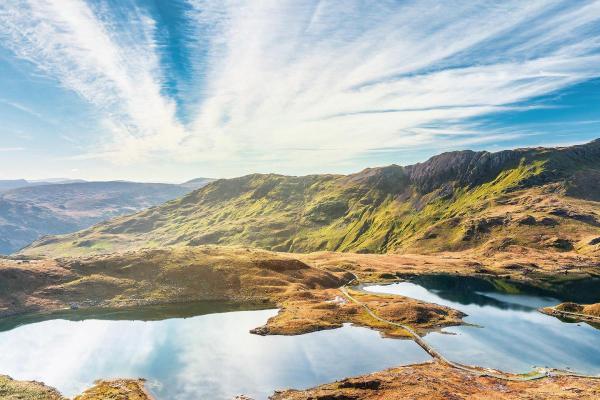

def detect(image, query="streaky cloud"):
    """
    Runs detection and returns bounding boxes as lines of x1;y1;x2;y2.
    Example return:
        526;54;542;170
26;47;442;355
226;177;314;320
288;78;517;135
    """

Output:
0;0;188;162
1;0;600;172
185;0;600;168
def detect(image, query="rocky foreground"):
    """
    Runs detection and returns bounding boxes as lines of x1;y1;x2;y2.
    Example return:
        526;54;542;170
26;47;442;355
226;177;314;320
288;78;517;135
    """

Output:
0;374;63;400
0;375;150;400
271;361;600;400
4;361;600;400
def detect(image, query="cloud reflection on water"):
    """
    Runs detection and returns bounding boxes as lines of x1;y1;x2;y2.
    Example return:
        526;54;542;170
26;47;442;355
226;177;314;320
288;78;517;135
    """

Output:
0;309;428;399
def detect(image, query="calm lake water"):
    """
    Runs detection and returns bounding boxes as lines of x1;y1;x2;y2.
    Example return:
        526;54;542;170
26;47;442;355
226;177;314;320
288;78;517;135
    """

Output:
2;276;599;399
365;275;600;374
0;303;429;400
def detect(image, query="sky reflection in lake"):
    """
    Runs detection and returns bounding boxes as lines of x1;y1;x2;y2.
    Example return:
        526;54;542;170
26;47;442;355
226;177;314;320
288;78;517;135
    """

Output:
0;308;429;399
366;281;600;374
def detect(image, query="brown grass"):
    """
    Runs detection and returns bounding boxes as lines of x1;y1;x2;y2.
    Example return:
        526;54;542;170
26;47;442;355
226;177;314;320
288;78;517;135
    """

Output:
272;361;600;400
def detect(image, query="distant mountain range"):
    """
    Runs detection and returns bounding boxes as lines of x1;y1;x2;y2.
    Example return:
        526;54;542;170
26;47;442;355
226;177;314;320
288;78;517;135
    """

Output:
0;178;85;192
179;177;217;190
22;140;600;258
0;178;214;254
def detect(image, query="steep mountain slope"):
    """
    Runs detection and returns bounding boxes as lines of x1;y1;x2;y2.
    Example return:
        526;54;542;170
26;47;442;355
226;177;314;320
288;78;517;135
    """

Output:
22;140;600;257
0;180;211;254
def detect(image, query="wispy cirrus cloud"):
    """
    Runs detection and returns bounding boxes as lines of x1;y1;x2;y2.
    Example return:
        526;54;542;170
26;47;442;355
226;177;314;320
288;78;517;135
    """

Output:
1;0;600;174
0;0;188;162
0;98;44;119
181;0;600;169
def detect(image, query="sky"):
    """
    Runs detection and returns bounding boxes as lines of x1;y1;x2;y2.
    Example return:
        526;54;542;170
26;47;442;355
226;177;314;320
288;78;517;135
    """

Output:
0;0;600;183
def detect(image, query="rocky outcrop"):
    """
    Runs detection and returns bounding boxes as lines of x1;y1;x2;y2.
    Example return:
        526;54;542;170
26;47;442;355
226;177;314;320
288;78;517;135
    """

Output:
405;148;525;193
404;138;600;194
549;208;598;226
462;216;509;241
345;139;600;196
543;237;574;251
589;237;600;246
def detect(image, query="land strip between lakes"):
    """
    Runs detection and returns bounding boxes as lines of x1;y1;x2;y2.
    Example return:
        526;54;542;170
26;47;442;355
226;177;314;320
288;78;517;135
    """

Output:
541;304;600;323
340;275;600;382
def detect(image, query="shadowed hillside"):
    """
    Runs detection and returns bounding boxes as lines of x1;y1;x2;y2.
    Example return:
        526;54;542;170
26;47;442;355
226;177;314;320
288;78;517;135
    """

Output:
22;140;600;257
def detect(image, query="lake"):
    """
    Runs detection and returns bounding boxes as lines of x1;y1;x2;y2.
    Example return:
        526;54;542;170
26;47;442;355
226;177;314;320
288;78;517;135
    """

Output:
0;303;429;399
365;275;600;374
1;275;599;399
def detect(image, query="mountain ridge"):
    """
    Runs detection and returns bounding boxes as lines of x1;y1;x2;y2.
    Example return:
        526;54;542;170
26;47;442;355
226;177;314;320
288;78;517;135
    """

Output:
22;139;600;257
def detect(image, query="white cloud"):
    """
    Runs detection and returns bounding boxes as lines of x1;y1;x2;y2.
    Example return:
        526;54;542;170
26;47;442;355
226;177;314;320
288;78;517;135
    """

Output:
0;0;188;162
182;0;600;169
1;0;600;173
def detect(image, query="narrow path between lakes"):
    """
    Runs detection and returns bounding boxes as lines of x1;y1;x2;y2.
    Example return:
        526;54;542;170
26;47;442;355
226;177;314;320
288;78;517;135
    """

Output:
339;274;600;382
541;306;600;323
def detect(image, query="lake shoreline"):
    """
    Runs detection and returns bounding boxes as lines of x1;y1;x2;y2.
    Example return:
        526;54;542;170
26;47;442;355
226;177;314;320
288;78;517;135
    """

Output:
4;360;600;400
271;360;600;400
540;301;600;325
0;247;479;338
0;375;153;400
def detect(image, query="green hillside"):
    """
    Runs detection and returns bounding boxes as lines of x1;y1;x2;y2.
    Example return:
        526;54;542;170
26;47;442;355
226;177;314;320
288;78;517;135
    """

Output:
22;140;600;257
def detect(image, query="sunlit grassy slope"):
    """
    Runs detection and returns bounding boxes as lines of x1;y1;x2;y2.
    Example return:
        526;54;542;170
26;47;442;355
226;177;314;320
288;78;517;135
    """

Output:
22;140;600;257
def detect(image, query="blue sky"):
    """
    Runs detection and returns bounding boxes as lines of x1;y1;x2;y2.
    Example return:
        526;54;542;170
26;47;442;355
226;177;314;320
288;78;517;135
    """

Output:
0;0;600;182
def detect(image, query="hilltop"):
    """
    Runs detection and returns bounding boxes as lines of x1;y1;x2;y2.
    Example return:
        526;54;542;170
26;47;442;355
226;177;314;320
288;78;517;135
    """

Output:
21;140;600;257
